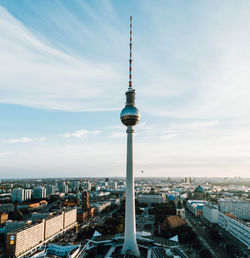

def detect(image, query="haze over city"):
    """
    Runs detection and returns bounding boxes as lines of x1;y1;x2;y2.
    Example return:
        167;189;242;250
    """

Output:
1;0;250;178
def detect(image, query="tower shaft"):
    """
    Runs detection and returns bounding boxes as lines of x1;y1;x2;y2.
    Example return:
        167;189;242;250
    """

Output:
121;126;140;257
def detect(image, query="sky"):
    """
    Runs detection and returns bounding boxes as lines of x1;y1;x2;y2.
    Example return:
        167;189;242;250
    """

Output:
0;0;250;178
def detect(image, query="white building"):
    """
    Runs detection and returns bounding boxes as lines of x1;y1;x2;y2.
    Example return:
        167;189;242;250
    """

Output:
94;201;111;213
203;203;218;223
33;186;46;199
138;194;167;204
12;188;24;203
218;199;250;220
87;182;91;191
186;200;207;217
218;211;250;250
113;182;118;189
24;189;32;201
176;207;185;219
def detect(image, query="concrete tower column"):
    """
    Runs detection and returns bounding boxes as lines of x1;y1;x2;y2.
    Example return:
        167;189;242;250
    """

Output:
121;126;140;256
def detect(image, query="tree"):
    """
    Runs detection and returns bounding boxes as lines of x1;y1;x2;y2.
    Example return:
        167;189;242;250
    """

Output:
209;228;220;241
178;232;190;244
199;248;212;258
8;210;23;221
193;238;202;250
115;223;124;233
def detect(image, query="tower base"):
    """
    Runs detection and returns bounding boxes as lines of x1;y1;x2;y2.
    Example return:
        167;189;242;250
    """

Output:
121;238;140;257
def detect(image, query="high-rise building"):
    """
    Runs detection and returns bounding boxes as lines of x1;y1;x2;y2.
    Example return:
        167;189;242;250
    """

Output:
12;188;24;203
33;186;46;199
24;189;32;201
46;184;55;195
59;182;68;193
120;16;140;257
87;181;91;191
72;181;79;192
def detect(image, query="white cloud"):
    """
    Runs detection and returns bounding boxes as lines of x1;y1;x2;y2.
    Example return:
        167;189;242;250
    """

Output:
2;137;46;144
166;121;221;134
60;129;100;138
0;151;13;156
0;6;123;111
109;132;125;138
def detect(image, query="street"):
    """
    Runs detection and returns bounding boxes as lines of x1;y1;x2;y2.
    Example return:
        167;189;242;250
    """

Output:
185;209;234;258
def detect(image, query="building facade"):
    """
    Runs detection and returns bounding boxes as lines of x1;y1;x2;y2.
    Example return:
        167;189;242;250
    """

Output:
0;204;14;213
24;189;32;201
218;199;250;220
12;188;24;203
186;200;207;217
218;211;250;252
138;194;167;204
203;203;219;223
6;208;77;257
59;182;68;194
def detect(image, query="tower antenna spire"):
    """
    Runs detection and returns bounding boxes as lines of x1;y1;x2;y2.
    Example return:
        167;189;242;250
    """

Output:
129;16;133;89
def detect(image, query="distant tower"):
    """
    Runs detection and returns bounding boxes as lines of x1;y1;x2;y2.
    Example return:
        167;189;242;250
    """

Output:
82;191;89;211
120;16;140;257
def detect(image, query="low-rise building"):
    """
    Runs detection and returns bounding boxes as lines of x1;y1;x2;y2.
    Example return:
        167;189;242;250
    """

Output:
0;203;14;213
93;201;111;213
218;211;250;255
161;215;187;232
110;198;121;206
186;200;207;217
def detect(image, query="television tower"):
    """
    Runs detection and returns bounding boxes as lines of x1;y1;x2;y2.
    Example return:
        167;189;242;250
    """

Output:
120;16;140;257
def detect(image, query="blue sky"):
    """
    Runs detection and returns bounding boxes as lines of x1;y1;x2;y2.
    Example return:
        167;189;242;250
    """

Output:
0;0;250;178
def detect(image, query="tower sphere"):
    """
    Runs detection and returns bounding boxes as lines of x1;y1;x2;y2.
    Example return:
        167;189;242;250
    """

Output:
120;88;140;126
120;105;140;126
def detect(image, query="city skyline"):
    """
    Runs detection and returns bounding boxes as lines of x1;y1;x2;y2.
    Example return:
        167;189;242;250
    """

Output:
1;0;250;178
